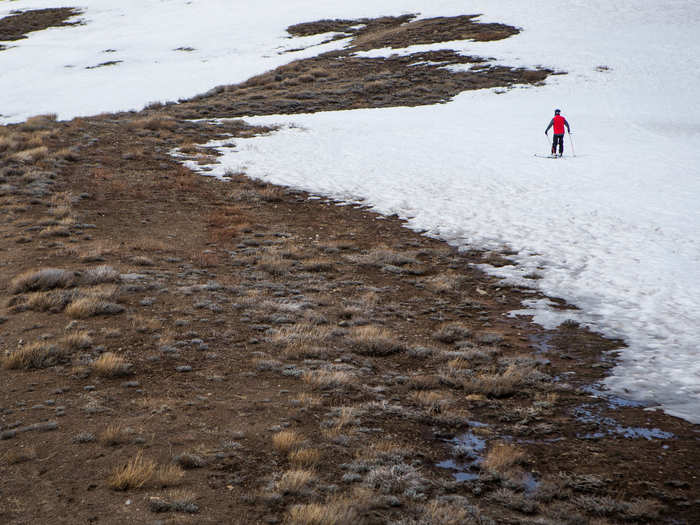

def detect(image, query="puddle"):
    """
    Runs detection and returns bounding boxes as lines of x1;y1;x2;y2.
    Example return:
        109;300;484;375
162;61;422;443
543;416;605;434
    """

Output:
582;384;646;409
574;404;674;440
436;430;486;482
521;471;540;494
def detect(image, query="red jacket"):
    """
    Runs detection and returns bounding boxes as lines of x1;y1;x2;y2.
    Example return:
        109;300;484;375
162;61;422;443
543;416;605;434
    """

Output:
546;115;570;135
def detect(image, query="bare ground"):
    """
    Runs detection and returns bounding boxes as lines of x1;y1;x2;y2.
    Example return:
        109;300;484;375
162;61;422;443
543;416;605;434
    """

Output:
0;12;697;525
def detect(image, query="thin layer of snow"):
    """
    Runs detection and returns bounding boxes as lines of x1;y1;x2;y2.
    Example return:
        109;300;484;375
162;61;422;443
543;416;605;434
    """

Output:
2;0;699;423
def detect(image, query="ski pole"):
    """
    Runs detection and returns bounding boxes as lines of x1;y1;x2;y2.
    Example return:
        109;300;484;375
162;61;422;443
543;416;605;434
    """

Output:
545;132;551;153
568;132;576;157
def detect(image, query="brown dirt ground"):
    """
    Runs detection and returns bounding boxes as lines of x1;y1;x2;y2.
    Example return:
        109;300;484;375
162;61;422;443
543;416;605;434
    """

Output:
0;12;698;525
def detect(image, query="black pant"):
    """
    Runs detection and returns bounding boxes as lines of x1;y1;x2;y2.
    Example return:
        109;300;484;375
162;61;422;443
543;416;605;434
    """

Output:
552;134;564;155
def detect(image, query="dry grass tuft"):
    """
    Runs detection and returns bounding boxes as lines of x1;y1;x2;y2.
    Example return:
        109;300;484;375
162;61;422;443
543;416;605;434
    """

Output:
259;253;293;276
411;391;451;414
152;464;185;488
275;469;315;495
2;342;63;370
272;430;304;453
301;257;333;272
21;114;57;131
65;293;124;319
11;146;49;163
99;424;130;446
433;322;471;343
302;369;354;390
482;442;526;474
61;330;93;350
350;325;406;356
10;268;76;294
127;116;177;131
286;499;360;525
348;247;418;267
292;393;322;408
108;452;157;491
91;352;132;377
423;273;464;294
288;448;321;468
462;365;539;397
131;315;162;333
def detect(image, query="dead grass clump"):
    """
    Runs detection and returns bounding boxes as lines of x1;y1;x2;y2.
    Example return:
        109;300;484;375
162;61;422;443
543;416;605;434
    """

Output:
127;116;177;131
289;448;321;468
433;322;471;343
61;330;93;350
91;352;132;377
275;469;315;495
258;186;284;202
348;247;418;267
109;453;184;491
418;500;481;525
38;225;70;238
148;489;198;514
350;325;406;356
10;268;76;293
286;498;360;525
302;369;354;390
292;393;322;408
11;146;49;163
407;374;442;391
65;293;124;318
411;391;451;414
9;290;73;313
173;452;207;469
462;365;539;397
108;452;157;490
82;265;120;284
131;255;154;266
272;430;304;453
99;424;130;446
2;342;63;370
259;253;293;276
482;442;526;474
131;315;162;333
21;114;57;131
301;257;333;272
424;273;464;293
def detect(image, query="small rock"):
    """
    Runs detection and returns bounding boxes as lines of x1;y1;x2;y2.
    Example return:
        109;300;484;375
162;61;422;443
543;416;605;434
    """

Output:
176;365;193;373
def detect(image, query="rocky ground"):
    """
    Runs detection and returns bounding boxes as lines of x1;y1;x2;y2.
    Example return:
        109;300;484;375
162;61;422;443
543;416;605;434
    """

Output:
0;9;697;525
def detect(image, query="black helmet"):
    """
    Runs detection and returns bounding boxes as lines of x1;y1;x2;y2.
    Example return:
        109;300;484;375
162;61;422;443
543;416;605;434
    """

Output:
554;109;561;114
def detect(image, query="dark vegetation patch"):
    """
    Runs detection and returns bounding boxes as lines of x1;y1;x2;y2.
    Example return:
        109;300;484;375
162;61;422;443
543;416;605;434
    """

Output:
165;14;552;120
0;8;82;43
85;60;123;70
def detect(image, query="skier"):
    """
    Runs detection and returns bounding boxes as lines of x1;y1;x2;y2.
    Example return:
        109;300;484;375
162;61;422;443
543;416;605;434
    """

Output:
545;109;571;157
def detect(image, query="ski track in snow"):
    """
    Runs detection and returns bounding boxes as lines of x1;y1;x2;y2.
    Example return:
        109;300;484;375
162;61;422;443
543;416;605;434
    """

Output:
2;0;700;423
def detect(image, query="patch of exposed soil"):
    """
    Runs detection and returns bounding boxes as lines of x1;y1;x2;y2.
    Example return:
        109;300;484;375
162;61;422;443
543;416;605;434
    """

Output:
0;12;697;525
0;8;82;43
